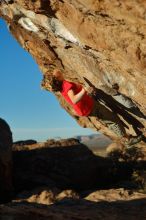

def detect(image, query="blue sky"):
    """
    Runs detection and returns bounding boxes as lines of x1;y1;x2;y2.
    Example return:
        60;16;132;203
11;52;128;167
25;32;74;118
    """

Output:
0;18;97;141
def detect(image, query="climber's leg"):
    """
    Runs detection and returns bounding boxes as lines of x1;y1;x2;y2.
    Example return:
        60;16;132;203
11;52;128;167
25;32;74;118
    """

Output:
89;101;126;137
89;101;142;145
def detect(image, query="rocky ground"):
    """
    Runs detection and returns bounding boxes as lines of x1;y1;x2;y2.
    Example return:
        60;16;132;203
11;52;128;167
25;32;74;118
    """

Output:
1;137;146;219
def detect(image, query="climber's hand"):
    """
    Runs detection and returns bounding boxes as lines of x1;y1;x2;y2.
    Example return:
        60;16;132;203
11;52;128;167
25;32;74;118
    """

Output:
84;85;96;95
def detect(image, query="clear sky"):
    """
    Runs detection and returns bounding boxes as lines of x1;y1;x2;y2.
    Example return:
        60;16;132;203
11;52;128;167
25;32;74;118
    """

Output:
0;18;97;142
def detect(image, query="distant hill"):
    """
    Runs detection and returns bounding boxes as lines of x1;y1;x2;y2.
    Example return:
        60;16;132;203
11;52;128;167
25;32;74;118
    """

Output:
74;133;112;150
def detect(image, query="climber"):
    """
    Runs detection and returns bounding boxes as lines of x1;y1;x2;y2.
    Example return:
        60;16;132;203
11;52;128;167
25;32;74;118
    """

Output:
84;77;146;119
111;83;146;119
49;69;142;147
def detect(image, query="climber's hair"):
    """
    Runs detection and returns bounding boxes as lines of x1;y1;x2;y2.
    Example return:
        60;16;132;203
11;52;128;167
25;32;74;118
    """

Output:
41;73;63;92
51;76;63;92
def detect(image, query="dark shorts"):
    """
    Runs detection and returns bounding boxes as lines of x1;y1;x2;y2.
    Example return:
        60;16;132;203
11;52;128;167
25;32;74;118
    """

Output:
88;101;126;137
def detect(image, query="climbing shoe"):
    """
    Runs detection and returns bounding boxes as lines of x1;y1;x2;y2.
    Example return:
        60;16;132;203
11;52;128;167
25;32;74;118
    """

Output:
124;134;143;148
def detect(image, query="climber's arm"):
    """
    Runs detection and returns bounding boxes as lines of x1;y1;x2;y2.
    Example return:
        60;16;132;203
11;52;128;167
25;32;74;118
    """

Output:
68;88;86;104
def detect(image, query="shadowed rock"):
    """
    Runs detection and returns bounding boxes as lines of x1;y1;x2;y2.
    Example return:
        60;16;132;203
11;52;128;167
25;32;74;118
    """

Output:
1;196;146;220
2;138;146;219
0;118;13;203
12;138;138;194
13;139;37;147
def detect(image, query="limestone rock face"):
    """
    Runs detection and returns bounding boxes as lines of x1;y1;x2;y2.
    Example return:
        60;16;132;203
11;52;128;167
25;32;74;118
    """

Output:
1;1;146;141
0;118;13;203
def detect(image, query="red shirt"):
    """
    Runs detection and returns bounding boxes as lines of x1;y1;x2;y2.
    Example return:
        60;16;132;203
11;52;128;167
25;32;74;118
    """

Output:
61;80;94;116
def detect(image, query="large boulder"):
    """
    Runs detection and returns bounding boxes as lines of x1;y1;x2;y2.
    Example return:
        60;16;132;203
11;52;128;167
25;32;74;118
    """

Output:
12;138;136;193
1;1;146;143
0;118;13;203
